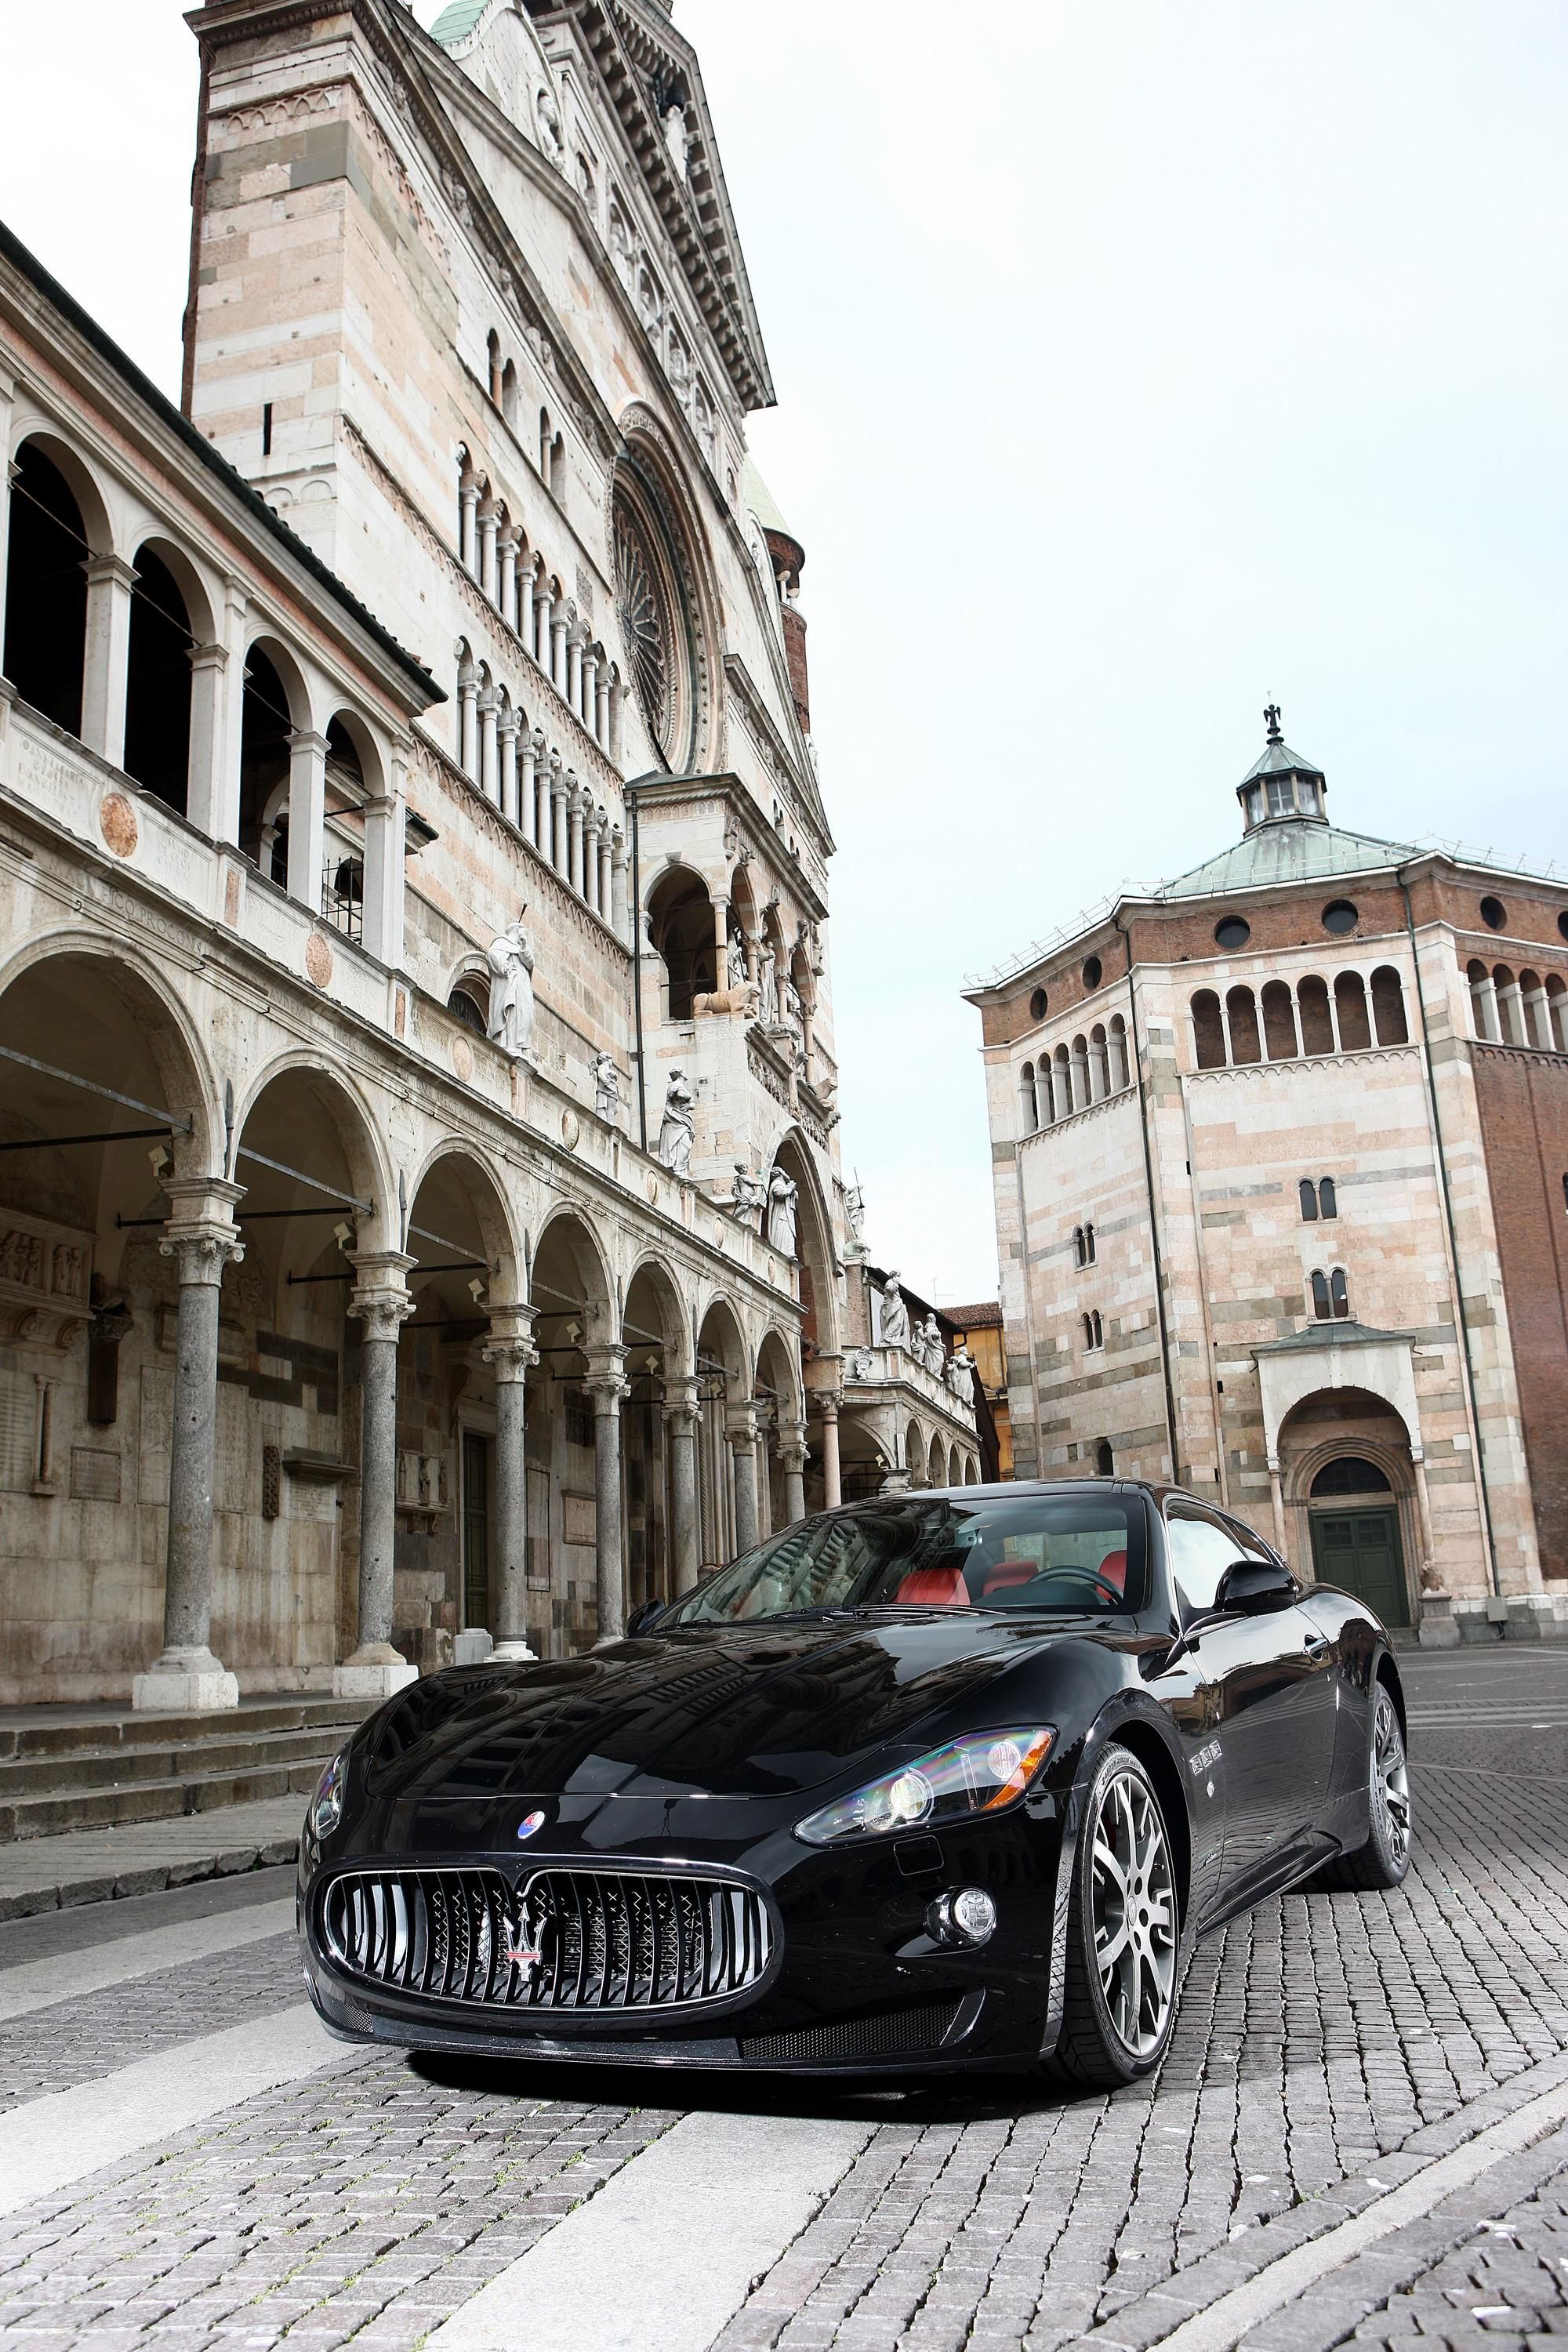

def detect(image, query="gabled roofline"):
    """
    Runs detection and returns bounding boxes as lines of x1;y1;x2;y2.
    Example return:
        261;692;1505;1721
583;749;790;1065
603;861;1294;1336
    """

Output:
0;218;442;710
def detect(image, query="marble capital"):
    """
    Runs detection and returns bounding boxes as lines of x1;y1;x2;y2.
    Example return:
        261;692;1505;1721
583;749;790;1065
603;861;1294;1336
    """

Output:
583;1345;630;1407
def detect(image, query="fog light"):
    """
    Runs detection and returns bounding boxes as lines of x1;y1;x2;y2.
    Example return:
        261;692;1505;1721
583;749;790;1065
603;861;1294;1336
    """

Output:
927;1886;997;1947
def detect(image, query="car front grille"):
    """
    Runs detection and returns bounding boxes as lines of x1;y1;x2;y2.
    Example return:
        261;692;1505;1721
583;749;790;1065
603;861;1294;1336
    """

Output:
318;1866;774;2013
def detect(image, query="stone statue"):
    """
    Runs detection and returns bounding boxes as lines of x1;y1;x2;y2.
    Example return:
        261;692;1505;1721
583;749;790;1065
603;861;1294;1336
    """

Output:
663;101;690;180
727;929;750;991
592;1051;620;1124
946;1344;977;1403
765;1167;799;1259
535;85;564;165
728;1161;766;1227
918;1312;944;1377
657;1065;695;1178
757;942;776;1020
880;1274;910;1349
486;909;535;1064
844;1183;867;1258
848;1347;874;1384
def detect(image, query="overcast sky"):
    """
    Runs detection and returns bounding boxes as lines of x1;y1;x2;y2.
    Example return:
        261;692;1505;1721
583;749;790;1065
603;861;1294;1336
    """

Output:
5;3;1565;1304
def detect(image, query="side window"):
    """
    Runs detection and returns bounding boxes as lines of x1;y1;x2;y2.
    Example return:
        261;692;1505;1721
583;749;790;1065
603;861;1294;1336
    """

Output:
1164;1510;1246;1615
1221;1517;1274;1566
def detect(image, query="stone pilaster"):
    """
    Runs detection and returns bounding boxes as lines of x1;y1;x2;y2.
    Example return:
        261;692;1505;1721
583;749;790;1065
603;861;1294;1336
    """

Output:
482;1308;539;1659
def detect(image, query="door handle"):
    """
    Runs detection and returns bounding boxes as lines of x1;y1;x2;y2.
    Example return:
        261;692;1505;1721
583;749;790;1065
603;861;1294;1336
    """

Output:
1303;1632;1331;1661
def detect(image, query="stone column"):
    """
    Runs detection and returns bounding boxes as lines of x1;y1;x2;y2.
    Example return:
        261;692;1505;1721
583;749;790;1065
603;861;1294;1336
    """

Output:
184;642;228;836
478;690;499;805
498;535;518;632
483;1311;539;1661
586;1348;630;1640
133;1178;246;1712
337;1254;417;1699
214;575;249;848
498;706;520;828
595;672;611;749
1411;1446;1438;1591
819;1394;842;1509
1266;1453;1289;1561
285;728;328;912
551;760;570;874
534;733;553;851
728;1407;760;1559
583;810;601;915
534;581;552;673
517;728;539;849
598;826;614;921
780;1424;808;1526
457;664;478;779
81;554;138;768
662;1377;702;1593
459;480;478;573
361;768;406;969
568;782;586;897
612;829;629;941
583;649;599;735
551;612;569;695
520;562;536;661
568;630;584;719
477;507;498;601
712;896;730;978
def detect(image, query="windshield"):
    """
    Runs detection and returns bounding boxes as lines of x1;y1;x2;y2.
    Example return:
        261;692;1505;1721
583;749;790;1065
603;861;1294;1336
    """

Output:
660;1494;1146;1626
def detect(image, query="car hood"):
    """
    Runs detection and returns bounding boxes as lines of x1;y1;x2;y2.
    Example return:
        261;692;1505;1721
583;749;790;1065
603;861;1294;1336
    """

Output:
361;1617;1098;1805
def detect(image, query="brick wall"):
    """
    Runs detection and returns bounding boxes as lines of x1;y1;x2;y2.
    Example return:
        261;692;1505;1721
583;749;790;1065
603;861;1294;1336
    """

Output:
1471;1046;1568;1579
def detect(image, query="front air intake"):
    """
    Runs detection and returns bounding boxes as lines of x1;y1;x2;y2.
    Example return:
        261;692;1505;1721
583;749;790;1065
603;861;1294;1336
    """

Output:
318;1866;773;2013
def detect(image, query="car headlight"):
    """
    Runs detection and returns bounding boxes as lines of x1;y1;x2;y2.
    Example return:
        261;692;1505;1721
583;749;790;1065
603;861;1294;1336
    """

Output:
793;1726;1055;1847
309;1744;350;1841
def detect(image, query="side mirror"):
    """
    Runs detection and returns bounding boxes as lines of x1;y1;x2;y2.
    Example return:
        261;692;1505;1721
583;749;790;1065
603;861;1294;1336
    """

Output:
1215;1558;1298;1616
624;1597;666;1639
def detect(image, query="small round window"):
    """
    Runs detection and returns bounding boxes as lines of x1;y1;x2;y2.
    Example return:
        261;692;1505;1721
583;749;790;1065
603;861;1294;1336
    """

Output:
1029;986;1048;1021
1322;900;1359;936
1558;910;1568;945
1082;955;1103;991
1214;916;1251;952
1480;895;1507;932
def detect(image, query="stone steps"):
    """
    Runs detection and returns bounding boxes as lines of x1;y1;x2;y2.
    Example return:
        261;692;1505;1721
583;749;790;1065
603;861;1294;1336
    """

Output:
0;1697;374;1844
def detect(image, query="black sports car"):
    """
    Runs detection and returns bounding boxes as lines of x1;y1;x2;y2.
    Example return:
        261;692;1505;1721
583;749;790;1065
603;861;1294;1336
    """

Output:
299;1479;1411;2087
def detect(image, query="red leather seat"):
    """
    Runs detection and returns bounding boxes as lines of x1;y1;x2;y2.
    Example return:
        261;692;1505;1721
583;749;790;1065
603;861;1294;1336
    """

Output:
980;1563;1036;1598
1098;1549;1127;1595
894;1565;971;1606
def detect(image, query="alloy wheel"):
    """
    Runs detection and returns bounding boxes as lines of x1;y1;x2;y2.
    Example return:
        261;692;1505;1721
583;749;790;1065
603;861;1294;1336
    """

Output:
1370;1686;1411;1867
1089;1763;1177;2057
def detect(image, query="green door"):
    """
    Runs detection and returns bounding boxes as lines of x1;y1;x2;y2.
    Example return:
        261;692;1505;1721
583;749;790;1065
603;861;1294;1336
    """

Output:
1310;1508;1408;1626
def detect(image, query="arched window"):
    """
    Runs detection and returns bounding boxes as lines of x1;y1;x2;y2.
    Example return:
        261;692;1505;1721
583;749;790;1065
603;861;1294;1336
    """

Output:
647;867;716;1020
1020;1062;1038;1135
501;360;518;428
449;980;488;1036
1089;1024;1109;1099
1070;1035;1089;1109
238;645;294;884
1468;959;1498;1041
456;448;474;568
1080;1312;1094;1351
123;546;194;816
1091;1309;1104;1348
487;328;503;405
1299;1178;1319;1222
1370;966;1409;1046
1547;975;1568;1051
1095;1439;1114;1476
1298;975;1334;1055
1108;1014;1129;1091
1334;970;1372;1051
1310;1456;1391;1497
1309;1269;1330;1320
1330;1267;1349;1319
1319;1175;1338;1219
1071;1225;1085;1267
1083;1221;1097;1265
3;441;88;735
1226;985;1261;1064
539;408;553;477
1191;989;1225;1069
1261;978;1298;1060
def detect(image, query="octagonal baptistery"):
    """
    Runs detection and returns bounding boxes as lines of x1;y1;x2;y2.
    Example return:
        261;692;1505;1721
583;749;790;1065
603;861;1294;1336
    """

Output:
965;709;1568;1644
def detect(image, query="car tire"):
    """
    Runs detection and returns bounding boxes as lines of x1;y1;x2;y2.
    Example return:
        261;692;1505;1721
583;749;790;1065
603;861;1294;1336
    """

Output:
1316;1678;1412;1892
1047;1742;1181;2092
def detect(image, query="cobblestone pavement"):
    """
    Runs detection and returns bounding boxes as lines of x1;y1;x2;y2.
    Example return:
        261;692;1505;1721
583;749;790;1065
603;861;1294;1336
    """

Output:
0;1646;1564;2352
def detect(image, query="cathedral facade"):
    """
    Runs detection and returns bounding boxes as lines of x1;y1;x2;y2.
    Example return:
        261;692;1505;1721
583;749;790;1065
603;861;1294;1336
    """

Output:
0;0;977;1708
967;716;1568;1645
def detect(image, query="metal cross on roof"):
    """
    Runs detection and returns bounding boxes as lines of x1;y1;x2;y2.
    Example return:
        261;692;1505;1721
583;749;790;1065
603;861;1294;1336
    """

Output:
1264;702;1283;742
